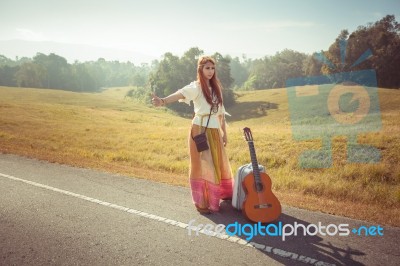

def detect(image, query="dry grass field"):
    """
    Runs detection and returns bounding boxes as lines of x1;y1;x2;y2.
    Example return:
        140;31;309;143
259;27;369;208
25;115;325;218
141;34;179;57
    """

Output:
1;85;399;226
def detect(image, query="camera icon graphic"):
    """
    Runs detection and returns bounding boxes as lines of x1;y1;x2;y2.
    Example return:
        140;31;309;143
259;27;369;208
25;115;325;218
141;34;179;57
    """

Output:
286;40;382;168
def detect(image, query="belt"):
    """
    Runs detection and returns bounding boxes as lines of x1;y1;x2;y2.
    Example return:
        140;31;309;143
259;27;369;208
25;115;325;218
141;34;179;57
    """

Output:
194;113;216;127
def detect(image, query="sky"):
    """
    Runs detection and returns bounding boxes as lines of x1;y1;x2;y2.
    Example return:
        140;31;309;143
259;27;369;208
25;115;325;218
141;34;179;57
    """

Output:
0;0;399;63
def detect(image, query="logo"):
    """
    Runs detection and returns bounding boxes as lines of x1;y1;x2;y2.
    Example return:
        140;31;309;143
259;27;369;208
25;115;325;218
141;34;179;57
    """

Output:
286;39;382;168
187;219;384;241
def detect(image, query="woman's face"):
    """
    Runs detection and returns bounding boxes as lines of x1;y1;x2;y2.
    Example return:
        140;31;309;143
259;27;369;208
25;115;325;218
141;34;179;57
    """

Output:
202;61;215;81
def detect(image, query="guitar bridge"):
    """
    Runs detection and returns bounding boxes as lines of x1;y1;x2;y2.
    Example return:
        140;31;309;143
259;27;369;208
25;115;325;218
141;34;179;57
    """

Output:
254;203;273;209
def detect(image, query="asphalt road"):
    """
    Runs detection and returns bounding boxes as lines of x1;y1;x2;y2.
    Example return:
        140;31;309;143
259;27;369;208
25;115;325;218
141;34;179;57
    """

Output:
0;153;399;266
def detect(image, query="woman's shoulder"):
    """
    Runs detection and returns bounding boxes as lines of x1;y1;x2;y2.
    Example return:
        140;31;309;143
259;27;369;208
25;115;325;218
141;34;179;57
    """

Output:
178;80;201;104
187;80;200;88
182;81;201;92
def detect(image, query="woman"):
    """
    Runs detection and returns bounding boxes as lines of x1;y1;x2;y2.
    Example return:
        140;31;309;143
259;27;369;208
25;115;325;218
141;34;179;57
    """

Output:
151;56;233;214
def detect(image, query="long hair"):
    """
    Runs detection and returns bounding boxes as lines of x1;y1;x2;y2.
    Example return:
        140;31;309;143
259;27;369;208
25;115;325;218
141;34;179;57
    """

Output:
197;56;223;106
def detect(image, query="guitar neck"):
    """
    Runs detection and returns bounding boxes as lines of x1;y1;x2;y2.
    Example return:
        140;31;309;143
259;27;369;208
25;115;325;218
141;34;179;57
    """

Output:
247;141;261;181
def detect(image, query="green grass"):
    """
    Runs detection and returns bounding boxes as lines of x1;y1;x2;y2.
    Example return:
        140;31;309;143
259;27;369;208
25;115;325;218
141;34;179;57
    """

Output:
0;85;399;226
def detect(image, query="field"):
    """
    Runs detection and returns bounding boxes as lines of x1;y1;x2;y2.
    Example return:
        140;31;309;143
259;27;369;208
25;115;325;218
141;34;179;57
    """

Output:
0;85;399;226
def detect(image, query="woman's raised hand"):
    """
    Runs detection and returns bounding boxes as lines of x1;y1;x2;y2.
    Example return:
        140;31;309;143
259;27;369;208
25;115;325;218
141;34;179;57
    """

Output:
151;93;164;107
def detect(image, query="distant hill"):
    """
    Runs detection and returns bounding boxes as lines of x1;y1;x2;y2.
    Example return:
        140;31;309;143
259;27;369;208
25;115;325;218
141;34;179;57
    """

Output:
0;39;158;64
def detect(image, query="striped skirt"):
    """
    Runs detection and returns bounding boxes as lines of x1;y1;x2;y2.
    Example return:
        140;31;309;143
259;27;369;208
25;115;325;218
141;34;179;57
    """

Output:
189;125;233;212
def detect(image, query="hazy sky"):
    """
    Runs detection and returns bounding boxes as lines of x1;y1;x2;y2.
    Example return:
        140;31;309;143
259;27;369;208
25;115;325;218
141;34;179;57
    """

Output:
0;0;399;61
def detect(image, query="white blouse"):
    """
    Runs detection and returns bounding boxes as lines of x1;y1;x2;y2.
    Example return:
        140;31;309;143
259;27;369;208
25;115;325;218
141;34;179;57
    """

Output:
178;81;227;128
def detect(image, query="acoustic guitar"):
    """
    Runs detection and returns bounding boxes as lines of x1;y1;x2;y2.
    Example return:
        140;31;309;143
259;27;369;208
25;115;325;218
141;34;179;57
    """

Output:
242;127;282;223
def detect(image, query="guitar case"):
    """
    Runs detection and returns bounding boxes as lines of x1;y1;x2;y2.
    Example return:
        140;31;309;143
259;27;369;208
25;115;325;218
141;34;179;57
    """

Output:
232;163;266;210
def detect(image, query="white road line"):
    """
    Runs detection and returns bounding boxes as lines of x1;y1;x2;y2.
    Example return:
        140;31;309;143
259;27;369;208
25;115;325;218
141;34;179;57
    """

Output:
0;172;334;266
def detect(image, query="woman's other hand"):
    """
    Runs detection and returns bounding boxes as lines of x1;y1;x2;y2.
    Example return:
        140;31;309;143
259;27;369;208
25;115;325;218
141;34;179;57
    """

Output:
222;134;228;147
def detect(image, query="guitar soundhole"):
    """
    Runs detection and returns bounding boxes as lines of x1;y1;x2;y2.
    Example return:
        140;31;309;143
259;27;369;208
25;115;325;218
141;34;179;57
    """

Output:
255;182;264;192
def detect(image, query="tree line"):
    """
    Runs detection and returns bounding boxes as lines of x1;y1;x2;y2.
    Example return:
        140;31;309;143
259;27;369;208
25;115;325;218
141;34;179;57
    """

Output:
0;53;151;92
0;15;398;113
240;15;399;90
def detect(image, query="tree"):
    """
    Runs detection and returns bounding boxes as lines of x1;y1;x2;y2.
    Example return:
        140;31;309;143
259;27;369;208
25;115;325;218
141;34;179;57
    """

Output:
15;62;46;88
0;55;14;66
323;15;400;88
181;47;204;81
33;53;70;89
303;53;323;77
212;53;234;89
243;50;307;90
229;56;250;89
0;65;18;86
70;63;96;92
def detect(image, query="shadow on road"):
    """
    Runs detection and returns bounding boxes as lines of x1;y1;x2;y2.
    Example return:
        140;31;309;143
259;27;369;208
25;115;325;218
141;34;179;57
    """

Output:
200;200;365;266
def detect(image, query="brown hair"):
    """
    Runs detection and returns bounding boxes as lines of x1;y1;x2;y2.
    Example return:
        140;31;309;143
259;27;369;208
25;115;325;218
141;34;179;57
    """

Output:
197;56;223;106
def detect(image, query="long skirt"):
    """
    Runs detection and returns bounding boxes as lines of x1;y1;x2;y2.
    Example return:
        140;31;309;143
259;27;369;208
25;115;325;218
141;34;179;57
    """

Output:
189;125;233;212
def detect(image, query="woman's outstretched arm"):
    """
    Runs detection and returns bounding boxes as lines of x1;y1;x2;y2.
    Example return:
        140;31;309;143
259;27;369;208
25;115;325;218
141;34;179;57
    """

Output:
151;91;185;107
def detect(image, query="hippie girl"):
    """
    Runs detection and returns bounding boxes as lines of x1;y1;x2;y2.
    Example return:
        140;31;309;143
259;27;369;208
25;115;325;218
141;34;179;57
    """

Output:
151;56;233;214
